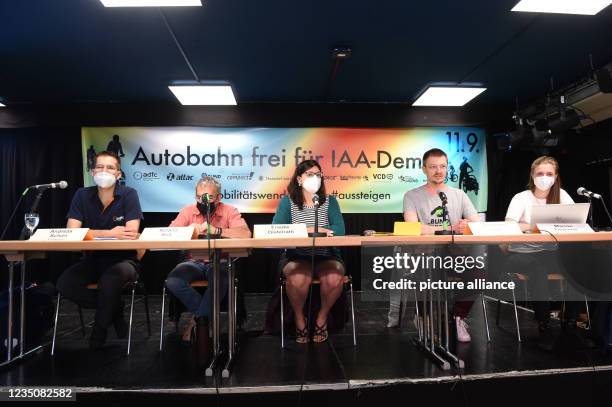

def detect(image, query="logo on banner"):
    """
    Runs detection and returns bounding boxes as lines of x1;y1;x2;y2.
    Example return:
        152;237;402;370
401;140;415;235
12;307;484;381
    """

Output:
372;173;394;181
133;171;159;181
399;175;419;183
201;173;222;179
167;173;195;182
227;172;254;181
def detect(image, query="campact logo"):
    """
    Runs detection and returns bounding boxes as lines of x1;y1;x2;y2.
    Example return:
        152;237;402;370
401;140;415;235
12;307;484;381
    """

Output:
227;172;254;181
167;173;194;182
133;171;159;181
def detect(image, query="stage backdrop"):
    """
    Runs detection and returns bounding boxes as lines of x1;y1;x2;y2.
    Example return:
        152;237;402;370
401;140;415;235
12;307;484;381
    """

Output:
81;127;488;213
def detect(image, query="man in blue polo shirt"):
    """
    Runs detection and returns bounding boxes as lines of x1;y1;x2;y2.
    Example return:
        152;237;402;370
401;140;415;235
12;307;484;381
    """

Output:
57;151;143;349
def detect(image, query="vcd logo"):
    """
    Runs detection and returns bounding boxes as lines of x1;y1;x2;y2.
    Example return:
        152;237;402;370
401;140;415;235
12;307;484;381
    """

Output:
167;173;194;181
133;171;159;181
372;173;394;180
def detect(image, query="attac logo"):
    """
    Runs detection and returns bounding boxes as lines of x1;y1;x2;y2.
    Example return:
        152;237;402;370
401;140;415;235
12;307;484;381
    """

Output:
167;173;194;182
133;171;159;181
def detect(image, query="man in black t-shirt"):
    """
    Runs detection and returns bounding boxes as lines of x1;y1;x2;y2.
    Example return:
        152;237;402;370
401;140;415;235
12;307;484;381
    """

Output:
57;151;143;349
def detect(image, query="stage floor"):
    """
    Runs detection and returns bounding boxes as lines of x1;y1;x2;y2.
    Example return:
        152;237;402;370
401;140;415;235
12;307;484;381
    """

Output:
1;294;611;397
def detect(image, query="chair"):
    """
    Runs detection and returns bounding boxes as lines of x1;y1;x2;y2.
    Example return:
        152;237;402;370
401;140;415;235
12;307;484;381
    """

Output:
158;270;239;351
280;274;357;348
51;280;151;355
495;272;591;342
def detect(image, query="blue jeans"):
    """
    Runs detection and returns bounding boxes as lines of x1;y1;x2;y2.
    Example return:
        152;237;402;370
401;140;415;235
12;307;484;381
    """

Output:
165;261;228;319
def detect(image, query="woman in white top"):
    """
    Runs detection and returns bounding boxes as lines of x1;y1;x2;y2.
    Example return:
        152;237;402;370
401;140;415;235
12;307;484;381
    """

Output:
504;155;582;351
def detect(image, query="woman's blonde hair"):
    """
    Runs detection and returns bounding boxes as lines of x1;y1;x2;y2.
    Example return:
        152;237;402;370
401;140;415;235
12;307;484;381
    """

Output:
528;156;561;204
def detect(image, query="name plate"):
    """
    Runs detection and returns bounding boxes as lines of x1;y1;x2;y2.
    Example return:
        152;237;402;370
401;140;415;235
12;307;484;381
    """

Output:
536;223;595;234
139;226;195;241
254;224;308;239
465;221;523;236
30;228;90;241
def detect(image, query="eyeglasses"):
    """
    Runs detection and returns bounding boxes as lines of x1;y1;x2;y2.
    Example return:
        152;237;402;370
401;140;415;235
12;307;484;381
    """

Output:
94;164;118;172
425;165;447;171
303;171;323;178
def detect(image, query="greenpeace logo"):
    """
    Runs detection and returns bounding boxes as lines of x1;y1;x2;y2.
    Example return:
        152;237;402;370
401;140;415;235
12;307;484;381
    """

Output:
167;173;194;181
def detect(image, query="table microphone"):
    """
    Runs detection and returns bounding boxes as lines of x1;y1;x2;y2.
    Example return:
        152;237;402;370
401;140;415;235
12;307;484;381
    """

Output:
577;187;602;200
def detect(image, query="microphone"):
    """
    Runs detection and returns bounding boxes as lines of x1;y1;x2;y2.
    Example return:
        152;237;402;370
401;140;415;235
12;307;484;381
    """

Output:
312;193;320;206
577;187;602;200
28;181;68;190
438;191;448;205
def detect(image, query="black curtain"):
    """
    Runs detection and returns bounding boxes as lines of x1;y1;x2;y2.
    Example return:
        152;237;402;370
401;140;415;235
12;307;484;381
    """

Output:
0;128;84;288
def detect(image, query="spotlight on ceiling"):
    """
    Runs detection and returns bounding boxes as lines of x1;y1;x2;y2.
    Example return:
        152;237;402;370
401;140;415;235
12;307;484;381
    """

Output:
412;83;486;107
168;81;237;106
100;0;202;7
511;0;612;15
0;102;5;107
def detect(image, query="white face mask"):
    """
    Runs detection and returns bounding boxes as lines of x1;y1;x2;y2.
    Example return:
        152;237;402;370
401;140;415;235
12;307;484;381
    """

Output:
302;176;321;194
94;172;117;189
533;175;555;191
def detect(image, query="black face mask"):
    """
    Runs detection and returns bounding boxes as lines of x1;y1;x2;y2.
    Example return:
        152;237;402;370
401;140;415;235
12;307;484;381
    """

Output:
197;201;217;216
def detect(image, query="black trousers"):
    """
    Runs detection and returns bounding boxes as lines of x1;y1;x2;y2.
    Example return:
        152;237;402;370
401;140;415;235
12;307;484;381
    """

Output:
56;257;139;329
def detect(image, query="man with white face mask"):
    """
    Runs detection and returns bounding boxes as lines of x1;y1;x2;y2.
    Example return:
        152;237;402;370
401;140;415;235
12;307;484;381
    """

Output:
57;151;143;350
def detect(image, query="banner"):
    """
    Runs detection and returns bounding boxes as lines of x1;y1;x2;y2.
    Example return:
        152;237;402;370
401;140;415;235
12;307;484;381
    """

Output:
81;127;488;213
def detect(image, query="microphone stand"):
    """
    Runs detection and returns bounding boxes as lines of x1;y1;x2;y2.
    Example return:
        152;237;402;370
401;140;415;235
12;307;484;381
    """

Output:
308;194;326;238
18;188;46;240
434;202;455;235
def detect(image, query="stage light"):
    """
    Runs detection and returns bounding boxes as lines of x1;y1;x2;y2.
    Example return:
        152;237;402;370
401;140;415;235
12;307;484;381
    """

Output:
168;82;237;105
511;0;612;15
0;102;5;107
412;85;486;107
100;0;202;7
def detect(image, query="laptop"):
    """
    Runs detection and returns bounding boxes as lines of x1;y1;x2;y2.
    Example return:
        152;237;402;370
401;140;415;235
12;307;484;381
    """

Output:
529;203;590;230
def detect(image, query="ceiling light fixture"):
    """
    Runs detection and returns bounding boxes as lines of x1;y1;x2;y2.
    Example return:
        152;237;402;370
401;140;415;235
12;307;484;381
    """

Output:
412;84;486;107
511;0;612;15
168;82;237;105
100;0;202;7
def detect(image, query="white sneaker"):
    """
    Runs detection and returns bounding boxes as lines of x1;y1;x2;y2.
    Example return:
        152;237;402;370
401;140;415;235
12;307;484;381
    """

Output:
455;317;471;343
387;312;399;328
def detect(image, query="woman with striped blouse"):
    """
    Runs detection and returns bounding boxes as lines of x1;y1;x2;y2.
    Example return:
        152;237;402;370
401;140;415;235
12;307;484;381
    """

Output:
272;160;346;343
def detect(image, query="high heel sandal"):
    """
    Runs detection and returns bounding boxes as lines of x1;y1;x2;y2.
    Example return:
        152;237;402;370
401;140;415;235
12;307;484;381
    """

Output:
295;319;309;344
313;322;328;343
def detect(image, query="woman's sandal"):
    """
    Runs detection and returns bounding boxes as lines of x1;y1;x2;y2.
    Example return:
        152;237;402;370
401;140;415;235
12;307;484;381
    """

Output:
313;322;329;343
295;322;309;344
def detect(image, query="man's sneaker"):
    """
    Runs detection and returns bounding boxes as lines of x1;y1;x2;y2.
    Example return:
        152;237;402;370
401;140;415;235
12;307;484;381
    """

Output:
387;313;399;328
455;317;471;343
387;307;400;328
